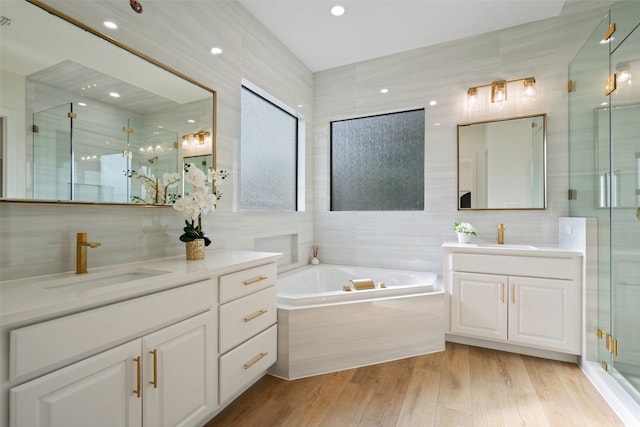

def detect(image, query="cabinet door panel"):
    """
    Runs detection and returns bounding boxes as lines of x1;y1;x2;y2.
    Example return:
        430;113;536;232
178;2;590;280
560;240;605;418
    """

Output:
10;340;141;427
451;272;507;340
142;311;216;427
508;276;581;354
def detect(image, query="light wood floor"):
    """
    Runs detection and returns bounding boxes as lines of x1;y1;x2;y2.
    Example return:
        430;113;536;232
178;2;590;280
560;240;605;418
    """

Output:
205;342;624;427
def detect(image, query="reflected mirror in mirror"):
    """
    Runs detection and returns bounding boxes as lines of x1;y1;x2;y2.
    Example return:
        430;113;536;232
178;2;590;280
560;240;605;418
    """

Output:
457;114;546;210
0;0;215;205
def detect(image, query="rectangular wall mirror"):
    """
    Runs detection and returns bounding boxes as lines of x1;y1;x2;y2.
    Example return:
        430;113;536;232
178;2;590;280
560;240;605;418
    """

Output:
457;114;546;210
0;0;216;205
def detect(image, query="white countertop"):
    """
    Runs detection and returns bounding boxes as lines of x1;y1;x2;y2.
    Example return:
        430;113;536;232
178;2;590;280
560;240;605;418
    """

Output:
0;250;281;328
441;241;583;257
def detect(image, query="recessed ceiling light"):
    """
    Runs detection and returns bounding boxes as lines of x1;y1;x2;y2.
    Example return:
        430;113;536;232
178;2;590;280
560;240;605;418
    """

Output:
330;5;345;16
188;119;196;123
109;92;120;98
429;100;437;106
210;47;223;55
380;88;389;94
78;102;87;107
103;21;117;30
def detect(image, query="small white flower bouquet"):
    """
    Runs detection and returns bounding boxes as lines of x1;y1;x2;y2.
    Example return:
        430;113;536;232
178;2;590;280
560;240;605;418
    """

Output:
453;221;477;236
173;163;228;246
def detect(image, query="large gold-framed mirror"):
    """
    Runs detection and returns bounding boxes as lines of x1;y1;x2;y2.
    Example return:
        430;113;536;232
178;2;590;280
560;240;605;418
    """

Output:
0;0;216;205
457;114;546;210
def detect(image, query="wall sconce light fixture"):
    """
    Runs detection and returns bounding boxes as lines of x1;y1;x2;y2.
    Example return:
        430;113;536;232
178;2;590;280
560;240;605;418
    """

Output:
182;130;211;148
467;76;536;104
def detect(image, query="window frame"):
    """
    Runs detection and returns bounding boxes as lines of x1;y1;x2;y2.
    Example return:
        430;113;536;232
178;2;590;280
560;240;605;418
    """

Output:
239;81;305;212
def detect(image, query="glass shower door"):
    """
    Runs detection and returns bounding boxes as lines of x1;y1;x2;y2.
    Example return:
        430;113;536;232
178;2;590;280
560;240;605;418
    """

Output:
608;9;640;397
32;103;72;200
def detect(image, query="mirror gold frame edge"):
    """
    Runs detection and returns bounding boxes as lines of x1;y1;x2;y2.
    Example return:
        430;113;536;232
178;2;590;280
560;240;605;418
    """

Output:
1;0;217;207
456;113;547;211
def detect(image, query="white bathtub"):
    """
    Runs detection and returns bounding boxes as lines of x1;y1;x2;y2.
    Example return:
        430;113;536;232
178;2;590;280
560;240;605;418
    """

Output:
270;264;445;380
276;264;436;308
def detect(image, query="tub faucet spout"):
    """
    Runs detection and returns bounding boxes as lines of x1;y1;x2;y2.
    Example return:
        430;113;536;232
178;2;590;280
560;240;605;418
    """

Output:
76;232;101;274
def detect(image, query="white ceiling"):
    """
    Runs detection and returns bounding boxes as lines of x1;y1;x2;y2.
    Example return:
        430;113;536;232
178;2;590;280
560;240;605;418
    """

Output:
238;0;571;72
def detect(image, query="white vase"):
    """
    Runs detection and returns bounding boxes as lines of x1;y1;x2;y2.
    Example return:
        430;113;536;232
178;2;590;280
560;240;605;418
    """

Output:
457;232;471;244
311;257;320;265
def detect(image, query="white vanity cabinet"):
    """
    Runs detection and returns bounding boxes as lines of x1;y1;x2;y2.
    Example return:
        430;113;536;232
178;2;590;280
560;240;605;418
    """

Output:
218;262;278;404
10;311;214;427
9;281;216;427
443;244;583;356
1;251;281;427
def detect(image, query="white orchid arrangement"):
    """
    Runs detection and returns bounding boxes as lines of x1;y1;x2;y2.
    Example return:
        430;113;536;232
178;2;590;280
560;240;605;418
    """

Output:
173;163;228;246
453;221;477;236
125;169;181;204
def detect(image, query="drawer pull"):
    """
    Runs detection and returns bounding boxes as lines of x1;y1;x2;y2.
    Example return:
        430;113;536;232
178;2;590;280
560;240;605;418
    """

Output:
244;276;268;286
244;309;268;323
243;352;268;370
149;349;158;388
133;356;141;398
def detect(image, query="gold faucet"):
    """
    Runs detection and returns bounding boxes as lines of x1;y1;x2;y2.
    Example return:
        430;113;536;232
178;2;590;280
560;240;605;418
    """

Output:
498;223;505;244
76;232;101;274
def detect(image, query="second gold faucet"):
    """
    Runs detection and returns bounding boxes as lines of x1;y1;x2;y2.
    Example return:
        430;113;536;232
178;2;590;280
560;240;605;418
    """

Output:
76;232;101;274
498;223;505;244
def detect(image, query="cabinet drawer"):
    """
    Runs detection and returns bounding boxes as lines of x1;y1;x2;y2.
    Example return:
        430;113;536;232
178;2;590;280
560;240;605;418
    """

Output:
10;279;214;381
451;254;580;280
220;286;277;353
219;263;277;303
219;324;277;404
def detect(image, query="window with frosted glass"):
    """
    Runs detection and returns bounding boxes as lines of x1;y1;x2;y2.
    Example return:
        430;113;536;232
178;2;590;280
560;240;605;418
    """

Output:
240;86;298;211
331;109;424;211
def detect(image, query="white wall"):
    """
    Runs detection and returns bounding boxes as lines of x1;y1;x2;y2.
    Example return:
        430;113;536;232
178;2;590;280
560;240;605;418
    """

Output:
313;7;609;275
0;1;610;281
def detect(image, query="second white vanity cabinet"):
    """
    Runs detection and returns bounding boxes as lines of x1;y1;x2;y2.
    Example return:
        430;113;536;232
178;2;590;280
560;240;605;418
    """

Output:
443;243;583;356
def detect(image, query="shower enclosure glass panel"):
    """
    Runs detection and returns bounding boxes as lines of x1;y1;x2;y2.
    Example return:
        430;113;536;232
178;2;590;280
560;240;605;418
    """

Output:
569;0;640;404
609;13;640;396
568;14;611;370
33;103;73;200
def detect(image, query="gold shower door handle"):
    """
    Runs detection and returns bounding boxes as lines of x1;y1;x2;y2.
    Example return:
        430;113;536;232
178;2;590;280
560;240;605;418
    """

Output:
133;356;141;398
149;349;158;388
244;309;268;323
244;276;268;286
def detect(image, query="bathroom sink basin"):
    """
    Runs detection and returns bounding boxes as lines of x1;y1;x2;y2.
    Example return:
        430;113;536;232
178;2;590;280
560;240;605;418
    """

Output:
43;267;170;293
474;244;538;250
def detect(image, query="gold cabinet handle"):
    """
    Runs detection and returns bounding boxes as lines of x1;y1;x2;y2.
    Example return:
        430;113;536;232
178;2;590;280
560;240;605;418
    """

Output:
511;283;516;304
243;352;268;370
244;309;268;323
149;349;158;389
133;356;141;398
500;283;505;303
244;276;268;286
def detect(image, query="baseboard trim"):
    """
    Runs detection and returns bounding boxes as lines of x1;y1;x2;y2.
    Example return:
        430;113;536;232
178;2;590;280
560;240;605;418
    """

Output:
445;334;579;363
